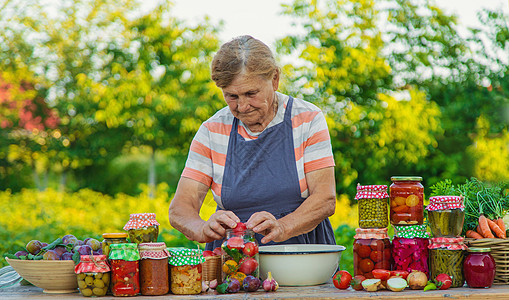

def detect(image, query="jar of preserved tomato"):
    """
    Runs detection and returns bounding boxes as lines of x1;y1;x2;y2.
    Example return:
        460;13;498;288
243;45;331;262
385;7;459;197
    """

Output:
123;213;159;244
428;237;467;288
102;233;128;257
353;228;391;279
139;242;169;295
355;184;389;228
392;225;430;276
464;247;496;288
168;248;205;295
390;176;424;225
222;228;259;281
426;196;465;237
74;255;111;297
109;243;140;296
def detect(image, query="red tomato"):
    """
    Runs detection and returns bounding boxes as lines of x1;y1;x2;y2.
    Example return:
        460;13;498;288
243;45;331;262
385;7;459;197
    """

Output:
226;236;244;250
357;245;371;258
238;257;258;275
390;270;409;280
212;247;226;256
369;250;382;262
332;270;352;290
350;275;366;291
372;269;391;281
202;250;215;257
374;260;390;270
242;242;258;257
370;239;384;251
233;222;247;233
359;258;375;273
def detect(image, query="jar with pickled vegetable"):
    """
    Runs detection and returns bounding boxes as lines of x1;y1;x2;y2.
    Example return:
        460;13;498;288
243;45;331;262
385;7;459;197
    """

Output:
102;233;128;257
74;254;111;297
390;176;424;225
392;225;430;276
426;196;465;237
429;237;467;288
353;228;391;279
222;228;259;282
139;242;169;295
109;243;140;296
123;213;159;244
464;247;496;288
168;248;205;295
355;184;389;228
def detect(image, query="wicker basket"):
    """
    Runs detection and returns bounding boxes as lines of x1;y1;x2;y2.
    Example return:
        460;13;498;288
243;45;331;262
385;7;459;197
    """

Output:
465;238;509;284
202;256;222;283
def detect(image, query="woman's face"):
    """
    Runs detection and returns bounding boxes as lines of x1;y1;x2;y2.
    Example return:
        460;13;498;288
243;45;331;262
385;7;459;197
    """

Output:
222;71;279;132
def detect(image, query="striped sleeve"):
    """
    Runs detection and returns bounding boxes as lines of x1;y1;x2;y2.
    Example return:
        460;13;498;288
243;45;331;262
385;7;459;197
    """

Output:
302;111;335;173
181;124;213;187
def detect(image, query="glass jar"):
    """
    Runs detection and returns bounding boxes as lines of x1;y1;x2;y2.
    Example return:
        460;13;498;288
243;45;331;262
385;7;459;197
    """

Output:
139;242;169;296
123;213;160;244
74;255;111;297
102;233;128;257
392;225;430;276
353;228;391;279
355;184;388;228
109;243;140;296
390;176;424;225
168;248;205;295
427;196;465;237
429;237;467;288
464;247;496;288
222;228;259;281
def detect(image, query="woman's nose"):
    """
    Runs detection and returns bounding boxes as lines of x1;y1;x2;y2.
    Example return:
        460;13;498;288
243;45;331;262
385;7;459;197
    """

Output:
237;97;250;112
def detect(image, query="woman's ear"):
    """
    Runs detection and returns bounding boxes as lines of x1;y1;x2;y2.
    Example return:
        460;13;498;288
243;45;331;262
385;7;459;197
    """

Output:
272;69;280;91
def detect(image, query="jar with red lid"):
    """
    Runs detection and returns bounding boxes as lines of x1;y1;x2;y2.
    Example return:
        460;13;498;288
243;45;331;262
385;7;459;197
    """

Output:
426;196;465;237
392;225;430;276
109;243;140;296
123;213;160;244
390;176;424;225
74;255;111;297
464;247;496;288
139;242;169;295
355;184;389;228
353;228;391;279
429;237;467;288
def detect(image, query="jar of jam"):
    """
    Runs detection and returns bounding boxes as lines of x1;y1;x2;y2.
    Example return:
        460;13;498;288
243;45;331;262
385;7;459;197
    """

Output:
427;196;465;237
392;225;430;276
355;184;388;228
464;247;496;288
139;242;169;295
109;243;140;296
222;228;259;281
123;213;159;244
102;233;128;257
429;237;467;288
74;255;111;297
353;228;391;279
168;248;205;295
390;176;424;225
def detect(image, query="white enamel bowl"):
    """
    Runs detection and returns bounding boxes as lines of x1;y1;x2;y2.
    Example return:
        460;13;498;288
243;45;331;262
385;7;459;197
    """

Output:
258;244;346;286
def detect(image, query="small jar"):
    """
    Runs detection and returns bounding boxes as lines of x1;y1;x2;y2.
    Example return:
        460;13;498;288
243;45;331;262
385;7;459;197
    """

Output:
464;247;496;288
429;237;467;288
222;228;259;281
109;243;140;296
168;248;205;295
74;255;111;297
139;242;169;296
427;196;465;237
355;184;388;228
102;233;128;257
123;213;160;244
392;225;430;276
390;176;424;225
353;228;391;279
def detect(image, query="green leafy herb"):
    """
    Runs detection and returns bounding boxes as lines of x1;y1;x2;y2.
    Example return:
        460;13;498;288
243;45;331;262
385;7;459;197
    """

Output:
41;238;63;251
4;253;18;260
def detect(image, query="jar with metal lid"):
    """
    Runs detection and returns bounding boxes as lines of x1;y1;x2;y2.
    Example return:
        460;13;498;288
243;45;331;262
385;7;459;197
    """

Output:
168;248;204;295
353;228;391;279
390;176;424;225
464;247;496;288
426;196;465;237
222;228;259;281
109;243;140;296
392;225;430;276
355;184;388;228
74;254;111;297
123;213;159;244
102;233;128;257
428;237;467;288
139;242;169;295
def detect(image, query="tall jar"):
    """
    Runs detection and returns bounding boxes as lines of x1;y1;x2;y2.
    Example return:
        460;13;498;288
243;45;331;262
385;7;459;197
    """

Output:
102;233;128;257
109;243;140;296
139;242;169;296
426;196;465;237
390;176;424;225
222;228;259;281
123;213;160;244
355;184;389;228
353;228;391;279
464;247;496;288
74;255;111;297
168;248;205;295
392;225;430;276
429;237;467;288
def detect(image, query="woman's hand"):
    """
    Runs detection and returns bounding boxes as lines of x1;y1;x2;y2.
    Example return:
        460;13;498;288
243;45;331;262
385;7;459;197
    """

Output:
199;210;240;243
246;211;287;244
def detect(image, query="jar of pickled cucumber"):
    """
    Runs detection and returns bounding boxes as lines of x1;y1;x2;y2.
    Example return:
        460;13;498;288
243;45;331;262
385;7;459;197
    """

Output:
429;237;467;288
390;176;424;225
123;213;159;244
168;248;205;295
139;242;169;296
102;233;128;257
426;196;465;237
74;254;111;297
392;225;430;276
109;243;141;296
355;184;389;228
353;228;391;279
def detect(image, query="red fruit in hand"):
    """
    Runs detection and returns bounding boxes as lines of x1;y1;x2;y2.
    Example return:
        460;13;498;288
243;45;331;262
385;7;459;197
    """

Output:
233;222;247;233
212;247;225;256
242;242;258;257
435;273;452;290
202;250;215;257
351;275;366;291
226;236;244;250
332;270;352;290
238;257;258;275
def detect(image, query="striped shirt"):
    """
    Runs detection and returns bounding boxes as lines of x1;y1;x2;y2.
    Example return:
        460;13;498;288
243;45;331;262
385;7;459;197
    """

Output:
182;92;335;208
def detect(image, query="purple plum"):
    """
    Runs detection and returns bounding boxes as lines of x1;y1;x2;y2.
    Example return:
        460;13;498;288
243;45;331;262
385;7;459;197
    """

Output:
15;250;29;258
62;234;79;246
227;278;241;293
61;252;73;260
54;245;67;257
26;240;43;255
76;245;92;256
86;238;101;251
43;250;59;260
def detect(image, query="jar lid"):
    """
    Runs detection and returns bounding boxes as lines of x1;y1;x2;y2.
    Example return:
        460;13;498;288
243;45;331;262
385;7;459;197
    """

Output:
168;247;205;266
139;242;169;259
102;232;128;239
355;184;389;200
123;213;160;230
75;255;110;274
108;243;140;261
354;228;389;239
391;176;423;181
426;196;465;211
468;247;491;253
394;224;430;238
428;237;468;250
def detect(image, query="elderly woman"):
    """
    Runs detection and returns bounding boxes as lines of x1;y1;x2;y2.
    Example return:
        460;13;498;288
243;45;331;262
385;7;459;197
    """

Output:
169;35;336;249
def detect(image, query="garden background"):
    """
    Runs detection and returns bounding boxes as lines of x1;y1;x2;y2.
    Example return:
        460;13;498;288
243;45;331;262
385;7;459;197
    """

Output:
0;0;508;275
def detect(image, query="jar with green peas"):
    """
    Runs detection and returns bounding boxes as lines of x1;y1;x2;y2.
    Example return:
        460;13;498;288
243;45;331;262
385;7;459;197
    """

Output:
355;184;389;228
74;254;111;297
